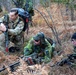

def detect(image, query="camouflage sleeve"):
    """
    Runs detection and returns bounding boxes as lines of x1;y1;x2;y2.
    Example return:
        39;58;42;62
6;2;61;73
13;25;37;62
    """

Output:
0;16;4;23
42;39;53;63
24;38;33;56
8;21;24;35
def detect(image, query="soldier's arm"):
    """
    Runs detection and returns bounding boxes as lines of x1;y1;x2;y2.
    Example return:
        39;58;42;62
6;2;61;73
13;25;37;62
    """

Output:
45;39;53;58
24;38;33;56
8;21;24;35
42;39;53;63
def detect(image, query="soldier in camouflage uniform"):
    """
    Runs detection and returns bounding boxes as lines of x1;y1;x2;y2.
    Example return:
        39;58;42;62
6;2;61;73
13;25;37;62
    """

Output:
0;8;24;52
71;33;76;53
24;32;55;64
71;33;76;66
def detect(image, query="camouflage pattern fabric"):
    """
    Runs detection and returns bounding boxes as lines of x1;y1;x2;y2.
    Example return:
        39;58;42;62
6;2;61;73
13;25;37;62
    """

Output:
0;15;24;52
24;38;53;64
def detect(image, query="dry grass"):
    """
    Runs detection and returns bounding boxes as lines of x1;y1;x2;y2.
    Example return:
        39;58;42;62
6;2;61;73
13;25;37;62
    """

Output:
0;51;6;63
0;3;76;75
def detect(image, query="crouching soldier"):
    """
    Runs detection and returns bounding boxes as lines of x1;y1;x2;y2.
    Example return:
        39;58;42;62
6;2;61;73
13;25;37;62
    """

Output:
65;32;76;67
0;8;24;53
24;32;55;65
71;33;76;53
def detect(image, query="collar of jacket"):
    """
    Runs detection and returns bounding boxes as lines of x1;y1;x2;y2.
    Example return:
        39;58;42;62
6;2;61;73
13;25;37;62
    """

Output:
13;16;19;24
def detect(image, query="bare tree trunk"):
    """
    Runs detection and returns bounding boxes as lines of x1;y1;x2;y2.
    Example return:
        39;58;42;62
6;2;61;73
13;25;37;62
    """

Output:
70;7;74;21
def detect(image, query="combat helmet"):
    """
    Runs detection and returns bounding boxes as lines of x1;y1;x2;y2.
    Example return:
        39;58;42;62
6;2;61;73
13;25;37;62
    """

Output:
33;32;45;44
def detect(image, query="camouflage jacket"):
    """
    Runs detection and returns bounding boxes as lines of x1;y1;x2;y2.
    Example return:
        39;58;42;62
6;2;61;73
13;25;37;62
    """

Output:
73;46;76;53
24;38;53;63
0;15;24;42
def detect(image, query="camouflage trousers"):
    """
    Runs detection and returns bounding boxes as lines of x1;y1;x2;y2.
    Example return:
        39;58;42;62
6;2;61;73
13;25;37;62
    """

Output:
0;33;24;53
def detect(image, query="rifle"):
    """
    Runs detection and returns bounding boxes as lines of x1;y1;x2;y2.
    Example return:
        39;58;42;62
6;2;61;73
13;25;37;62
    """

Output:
0;61;20;72
0;52;37;72
3;14;9;52
51;54;76;67
23;52;38;65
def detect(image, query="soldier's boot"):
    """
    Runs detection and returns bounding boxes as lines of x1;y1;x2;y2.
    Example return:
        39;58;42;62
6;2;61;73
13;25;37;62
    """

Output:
9;46;16;53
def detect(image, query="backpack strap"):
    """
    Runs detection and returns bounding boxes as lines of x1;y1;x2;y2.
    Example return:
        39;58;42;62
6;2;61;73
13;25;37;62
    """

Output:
12;18;21;29
16;18;25;43
16;18;21;26
17;17;29;34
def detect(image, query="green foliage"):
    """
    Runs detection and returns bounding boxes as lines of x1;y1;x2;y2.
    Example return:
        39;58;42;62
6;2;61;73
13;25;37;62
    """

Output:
74;4;76;10
51;0;76;10
16;0;25;8
40;0;50;8
28;1;33;11
25;0;34;16
51;0;69;4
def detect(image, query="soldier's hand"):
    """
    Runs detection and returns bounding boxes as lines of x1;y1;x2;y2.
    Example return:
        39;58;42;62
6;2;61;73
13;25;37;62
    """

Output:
0;23;6;31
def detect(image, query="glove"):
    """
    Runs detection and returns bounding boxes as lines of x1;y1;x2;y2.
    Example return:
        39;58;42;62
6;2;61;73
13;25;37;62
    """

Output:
23;56;35;65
